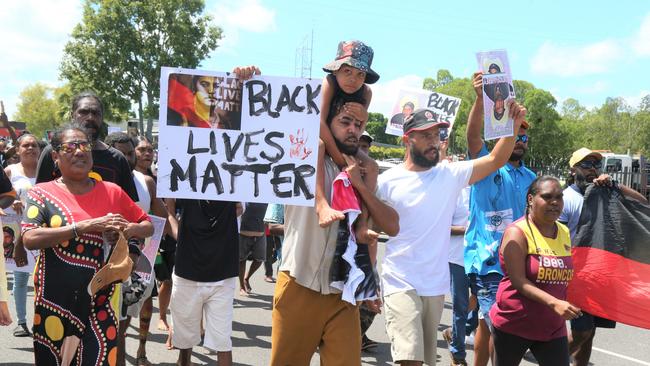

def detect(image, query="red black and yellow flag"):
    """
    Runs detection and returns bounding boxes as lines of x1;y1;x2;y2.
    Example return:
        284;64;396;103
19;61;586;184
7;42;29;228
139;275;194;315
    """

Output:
568;185;650;329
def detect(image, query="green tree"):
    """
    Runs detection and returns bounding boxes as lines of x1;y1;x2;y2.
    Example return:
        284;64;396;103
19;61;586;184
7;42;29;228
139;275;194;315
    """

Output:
14;83;64;139
60;0;222;138
365;112;401;145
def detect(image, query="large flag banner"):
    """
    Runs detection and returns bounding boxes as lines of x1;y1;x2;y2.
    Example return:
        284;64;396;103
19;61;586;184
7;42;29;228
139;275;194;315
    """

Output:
476;49;516;141
2;214;38;273
386;89;461;139
157;67;321;206
567;185;650;329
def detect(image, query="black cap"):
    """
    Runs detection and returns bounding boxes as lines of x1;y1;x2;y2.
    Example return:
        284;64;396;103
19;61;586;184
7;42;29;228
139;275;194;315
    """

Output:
403;108;450;135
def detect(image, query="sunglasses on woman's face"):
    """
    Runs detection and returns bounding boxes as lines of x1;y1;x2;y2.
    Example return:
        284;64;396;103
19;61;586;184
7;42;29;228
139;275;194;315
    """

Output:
58;141;92;154
577;160;602;170
516;134;528;143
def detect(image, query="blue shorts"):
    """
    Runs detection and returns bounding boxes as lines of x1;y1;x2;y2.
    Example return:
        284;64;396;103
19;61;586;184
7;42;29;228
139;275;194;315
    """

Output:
474;272;503;328
570;311;616;332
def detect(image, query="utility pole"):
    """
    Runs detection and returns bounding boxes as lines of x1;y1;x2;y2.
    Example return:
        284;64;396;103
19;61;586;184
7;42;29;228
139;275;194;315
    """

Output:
294;31;313;78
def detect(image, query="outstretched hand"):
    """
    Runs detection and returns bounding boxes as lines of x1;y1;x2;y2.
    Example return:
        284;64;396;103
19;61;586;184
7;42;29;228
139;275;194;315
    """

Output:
507;99;527;130
0;101;9;127
472;72;483;99
233;66;261;81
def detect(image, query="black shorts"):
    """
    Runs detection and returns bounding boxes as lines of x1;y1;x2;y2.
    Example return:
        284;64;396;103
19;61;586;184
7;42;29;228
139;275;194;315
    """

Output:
154;250;175;282
570;311;616;331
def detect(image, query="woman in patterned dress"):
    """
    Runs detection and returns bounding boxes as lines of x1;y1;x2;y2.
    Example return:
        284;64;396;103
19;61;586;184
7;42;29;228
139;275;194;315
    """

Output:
22;125;153;366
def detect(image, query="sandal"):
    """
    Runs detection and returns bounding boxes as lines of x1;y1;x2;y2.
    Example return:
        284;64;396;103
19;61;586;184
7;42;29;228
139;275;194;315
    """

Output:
136;355;152;366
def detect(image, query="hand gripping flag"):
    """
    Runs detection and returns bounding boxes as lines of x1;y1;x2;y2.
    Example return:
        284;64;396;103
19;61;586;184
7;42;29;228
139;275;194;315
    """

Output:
567;185;650;329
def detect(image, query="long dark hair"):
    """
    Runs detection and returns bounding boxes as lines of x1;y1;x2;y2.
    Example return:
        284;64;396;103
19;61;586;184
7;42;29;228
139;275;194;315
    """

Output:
134;136;155;178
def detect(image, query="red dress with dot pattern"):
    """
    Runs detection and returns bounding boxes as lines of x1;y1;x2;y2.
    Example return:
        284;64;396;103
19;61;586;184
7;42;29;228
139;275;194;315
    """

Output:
22;180;149;366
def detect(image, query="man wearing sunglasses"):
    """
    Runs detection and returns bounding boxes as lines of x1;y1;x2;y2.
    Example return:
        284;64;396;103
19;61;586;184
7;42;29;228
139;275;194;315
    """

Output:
459;72;537;366
559;148;647;366
36;92;139;203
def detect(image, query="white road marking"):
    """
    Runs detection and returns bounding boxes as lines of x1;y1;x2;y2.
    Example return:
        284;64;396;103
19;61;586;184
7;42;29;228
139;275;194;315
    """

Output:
593;347;650;365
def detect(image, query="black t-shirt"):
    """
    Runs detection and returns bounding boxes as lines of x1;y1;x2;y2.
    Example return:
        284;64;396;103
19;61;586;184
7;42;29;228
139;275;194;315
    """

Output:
36;144;139;202
240;203;268;232
174;199;239;282
0;168;14;195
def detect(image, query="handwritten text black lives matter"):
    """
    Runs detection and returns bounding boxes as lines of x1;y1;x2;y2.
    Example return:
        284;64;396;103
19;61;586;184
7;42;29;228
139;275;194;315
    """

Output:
167;78;322;201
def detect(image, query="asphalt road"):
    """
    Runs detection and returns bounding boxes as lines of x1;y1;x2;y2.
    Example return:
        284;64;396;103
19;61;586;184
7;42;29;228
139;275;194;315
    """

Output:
2;243;650;365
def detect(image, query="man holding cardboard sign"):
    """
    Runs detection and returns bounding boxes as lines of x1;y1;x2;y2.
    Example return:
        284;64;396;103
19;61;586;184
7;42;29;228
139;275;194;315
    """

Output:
270;93;399;365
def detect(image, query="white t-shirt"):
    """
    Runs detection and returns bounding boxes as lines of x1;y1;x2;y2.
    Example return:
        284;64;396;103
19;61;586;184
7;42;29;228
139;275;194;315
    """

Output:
376;161;473;297
449;186;470;266
559;185;584;242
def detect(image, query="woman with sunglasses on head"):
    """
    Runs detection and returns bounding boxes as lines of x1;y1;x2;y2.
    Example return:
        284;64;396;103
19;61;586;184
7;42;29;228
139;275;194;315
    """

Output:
4;134;40;337
490;176;580;366
21;124;153;366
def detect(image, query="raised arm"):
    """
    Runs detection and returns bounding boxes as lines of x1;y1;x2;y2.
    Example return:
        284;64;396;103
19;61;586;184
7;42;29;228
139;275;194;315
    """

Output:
319;76;347;167
468;100;526;185
467;72;485;159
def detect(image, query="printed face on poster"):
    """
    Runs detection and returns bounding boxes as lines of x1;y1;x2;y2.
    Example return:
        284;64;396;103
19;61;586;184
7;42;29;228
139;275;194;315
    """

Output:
133;215;165;283
476;49;516;140
2;214;39;273
385;89;461;139
157;67;321;206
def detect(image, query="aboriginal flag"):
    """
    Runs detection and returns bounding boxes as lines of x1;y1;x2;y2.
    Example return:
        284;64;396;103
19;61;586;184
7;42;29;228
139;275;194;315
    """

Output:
567;185;650;329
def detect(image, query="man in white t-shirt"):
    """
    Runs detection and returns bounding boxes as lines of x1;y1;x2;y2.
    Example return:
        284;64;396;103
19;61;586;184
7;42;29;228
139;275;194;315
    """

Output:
376;104;527;366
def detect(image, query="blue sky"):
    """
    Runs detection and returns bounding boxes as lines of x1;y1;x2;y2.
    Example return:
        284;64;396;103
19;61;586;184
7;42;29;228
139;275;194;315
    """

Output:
2;0;649;119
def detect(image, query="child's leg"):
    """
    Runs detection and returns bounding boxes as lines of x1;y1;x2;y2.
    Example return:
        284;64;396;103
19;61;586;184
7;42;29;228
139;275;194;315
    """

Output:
353;151;380;248
316;139;344;227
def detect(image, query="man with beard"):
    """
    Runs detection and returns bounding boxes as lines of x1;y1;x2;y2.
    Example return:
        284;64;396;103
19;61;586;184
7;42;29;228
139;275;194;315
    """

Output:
463;72;536;366
376;103;527;366
270;94;399;366
36;92;138;202
559;148;647;366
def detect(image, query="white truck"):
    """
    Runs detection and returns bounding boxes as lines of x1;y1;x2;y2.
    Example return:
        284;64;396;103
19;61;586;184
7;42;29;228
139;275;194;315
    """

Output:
600;152;648;197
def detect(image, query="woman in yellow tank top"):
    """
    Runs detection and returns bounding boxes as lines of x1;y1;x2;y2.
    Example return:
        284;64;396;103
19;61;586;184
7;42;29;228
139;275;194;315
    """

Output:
490;176;582;366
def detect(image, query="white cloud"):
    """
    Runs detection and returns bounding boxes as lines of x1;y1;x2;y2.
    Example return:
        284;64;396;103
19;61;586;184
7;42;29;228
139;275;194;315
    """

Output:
576;81;608;94
369;75;424;117
210;0;277;54
0;0;80;117
622;90;650;109
633;13;650;56
530;40;623;77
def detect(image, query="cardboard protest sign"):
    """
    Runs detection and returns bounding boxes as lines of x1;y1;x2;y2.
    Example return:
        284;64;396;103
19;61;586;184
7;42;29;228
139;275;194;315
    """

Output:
157;67;320;206
2;214;38;273
476;49;516;140
386;89;461;140
133;215;165;283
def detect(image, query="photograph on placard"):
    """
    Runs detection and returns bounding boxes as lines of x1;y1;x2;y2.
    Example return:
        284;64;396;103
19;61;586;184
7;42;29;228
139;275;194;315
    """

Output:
166;72;243;130
2;214;38;273
476;49;516;140
386;88;461;138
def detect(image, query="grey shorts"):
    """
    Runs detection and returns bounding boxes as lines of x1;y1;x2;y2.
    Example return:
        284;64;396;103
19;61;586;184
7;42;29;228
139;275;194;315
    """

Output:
239;235;266;261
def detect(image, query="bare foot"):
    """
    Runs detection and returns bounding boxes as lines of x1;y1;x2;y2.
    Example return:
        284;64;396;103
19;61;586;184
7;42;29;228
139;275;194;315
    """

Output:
355;228;379;246
165;330;173;350
244;278;252;293
158;318;170;331
317;206;345;227
239;288;249;297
